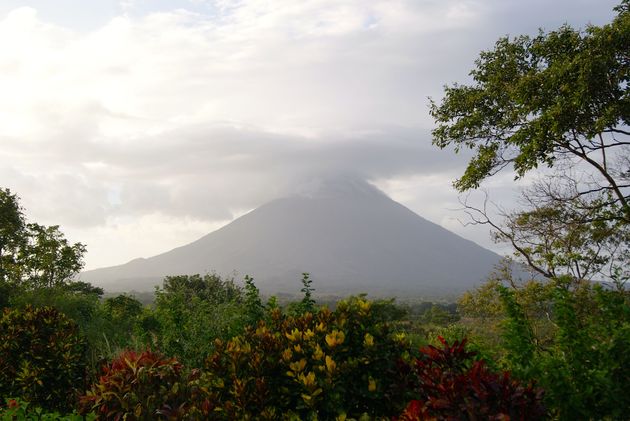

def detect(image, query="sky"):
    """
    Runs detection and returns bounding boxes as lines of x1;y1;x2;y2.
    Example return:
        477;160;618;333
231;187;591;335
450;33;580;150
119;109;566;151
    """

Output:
0;0;620;270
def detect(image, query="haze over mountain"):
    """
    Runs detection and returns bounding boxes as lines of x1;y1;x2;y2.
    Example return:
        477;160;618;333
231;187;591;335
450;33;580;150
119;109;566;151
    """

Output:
81;178;504;296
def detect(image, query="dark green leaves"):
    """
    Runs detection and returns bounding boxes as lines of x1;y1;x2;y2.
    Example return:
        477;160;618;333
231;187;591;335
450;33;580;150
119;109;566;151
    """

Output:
0;306;88;412
0;188;87;296
430;5;629;192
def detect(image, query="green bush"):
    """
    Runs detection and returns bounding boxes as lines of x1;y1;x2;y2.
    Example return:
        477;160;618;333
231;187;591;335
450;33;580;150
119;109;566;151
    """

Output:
103;294;143;323
0;398;94;421
0;281;11;310
151;274;250;366
8;280;101;328
0;306;88;412
97;294;145;352
499;280;630;420
204;296;413;420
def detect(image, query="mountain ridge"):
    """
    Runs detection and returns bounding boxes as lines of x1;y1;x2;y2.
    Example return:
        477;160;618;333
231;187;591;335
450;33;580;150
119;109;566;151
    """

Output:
81;178;504;295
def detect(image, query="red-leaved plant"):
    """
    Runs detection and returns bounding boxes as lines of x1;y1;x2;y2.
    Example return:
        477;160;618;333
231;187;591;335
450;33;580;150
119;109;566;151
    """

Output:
397;337;547;420
79;349;214;420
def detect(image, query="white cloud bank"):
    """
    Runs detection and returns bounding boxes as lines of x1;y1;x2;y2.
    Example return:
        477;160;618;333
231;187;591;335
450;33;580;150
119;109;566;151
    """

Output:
0;0;618;269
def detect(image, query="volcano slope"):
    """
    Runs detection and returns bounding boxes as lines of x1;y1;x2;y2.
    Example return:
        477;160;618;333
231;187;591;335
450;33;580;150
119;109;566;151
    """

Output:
81;178;504;296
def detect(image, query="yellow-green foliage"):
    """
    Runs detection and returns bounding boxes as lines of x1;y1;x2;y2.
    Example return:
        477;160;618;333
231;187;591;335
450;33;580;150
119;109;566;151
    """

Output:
204;296;414;420
457;268;557;364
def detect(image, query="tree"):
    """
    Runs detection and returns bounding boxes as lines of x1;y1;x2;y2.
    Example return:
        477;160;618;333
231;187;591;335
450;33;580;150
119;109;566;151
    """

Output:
103;294;143;321
431;3;630;418
0;188;25;288
0;189;87;307
152;274;248;366
431;1;629;205
431;2;630;283
460;184;629;283
160;273;241;303
21;223;86;289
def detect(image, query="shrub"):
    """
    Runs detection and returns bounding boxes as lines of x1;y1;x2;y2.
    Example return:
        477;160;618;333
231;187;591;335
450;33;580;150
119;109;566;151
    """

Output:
286;273;317;317
151;274;249;366
499;280;630;420
204;296;413;419
79;349;214;420
0;306;88;412
103;294;143;323
397;337;546;420
0;398;94;420
10;284;103;330
543;284;630;420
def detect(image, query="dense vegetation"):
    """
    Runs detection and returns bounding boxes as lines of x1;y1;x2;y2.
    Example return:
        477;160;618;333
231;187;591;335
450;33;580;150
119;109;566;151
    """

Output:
2;1;629;419
0;188;547;419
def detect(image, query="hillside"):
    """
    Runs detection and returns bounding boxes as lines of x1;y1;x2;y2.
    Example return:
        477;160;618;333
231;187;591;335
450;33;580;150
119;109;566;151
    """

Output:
81;178;503;295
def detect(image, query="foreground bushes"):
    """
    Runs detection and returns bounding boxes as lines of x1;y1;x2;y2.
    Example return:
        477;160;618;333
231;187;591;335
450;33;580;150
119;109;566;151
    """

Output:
2;298;551;419
398;337;546;420
149;274;255;367
79;350;213;420
0;306;87;413
498;280;630;420
79;297;414;420
76;334;547;420
0;398;92;420
205;296;413;419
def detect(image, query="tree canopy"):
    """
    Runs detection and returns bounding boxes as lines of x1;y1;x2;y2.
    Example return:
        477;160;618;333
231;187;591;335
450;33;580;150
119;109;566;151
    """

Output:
0;188;87;296
430;1;629;220
431;2;630;283
431;6;630;417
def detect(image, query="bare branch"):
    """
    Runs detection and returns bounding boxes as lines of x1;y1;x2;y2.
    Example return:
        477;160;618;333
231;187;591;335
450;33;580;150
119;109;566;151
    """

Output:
604;128;630;136
458;193;554;279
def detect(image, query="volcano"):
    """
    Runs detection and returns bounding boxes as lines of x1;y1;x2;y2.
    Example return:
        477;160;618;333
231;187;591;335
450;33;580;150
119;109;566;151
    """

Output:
81;178;503;296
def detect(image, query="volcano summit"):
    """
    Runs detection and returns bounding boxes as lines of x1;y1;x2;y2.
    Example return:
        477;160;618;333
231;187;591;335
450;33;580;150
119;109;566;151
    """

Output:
82;178;503;296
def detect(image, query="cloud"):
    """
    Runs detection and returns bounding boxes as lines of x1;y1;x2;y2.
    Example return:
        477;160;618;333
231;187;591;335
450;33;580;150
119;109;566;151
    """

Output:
0;0;619;268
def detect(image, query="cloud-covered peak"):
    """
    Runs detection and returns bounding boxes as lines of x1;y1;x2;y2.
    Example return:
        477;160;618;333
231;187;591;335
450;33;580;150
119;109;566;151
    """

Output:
290;175;387;201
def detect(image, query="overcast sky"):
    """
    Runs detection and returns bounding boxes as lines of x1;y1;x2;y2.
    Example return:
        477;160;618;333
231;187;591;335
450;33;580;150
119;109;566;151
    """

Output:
0;0;620;270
